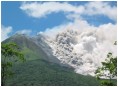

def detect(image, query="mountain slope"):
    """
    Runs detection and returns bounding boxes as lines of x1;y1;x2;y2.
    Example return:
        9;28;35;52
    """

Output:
1;34;102;86
6;59;100;86
3;34;61;63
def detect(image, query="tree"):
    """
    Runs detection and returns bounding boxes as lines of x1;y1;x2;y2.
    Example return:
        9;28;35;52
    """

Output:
95;52;117;86
1;42;25;86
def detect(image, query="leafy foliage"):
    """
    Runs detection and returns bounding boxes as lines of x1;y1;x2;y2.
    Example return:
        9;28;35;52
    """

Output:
95;52;117;86
1;42;25;86
95;41;117;86
100;80;114;86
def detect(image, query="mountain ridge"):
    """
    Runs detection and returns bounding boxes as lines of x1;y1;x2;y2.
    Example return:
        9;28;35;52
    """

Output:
2;33;100;86
2;33;73;67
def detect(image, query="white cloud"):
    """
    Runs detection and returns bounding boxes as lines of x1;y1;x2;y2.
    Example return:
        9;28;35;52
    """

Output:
36;14;117;75
20;1;117;21
43;22;117;76
84;1;117;21
38;22;73;39
20;1;84;19
39;18;96;40
16;29;32;35
1;25;12;41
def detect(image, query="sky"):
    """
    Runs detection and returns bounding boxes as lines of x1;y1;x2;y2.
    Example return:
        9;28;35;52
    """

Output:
1;1;117;41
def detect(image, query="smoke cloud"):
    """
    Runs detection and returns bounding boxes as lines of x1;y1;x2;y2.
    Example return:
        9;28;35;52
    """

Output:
33;1;117;76
41;22;117;76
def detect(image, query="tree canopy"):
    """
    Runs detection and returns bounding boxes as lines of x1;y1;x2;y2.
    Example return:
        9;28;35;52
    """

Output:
1;42;25;86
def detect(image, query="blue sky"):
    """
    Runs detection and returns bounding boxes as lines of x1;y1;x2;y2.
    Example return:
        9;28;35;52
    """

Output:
1;1;117;41
2;1;70;35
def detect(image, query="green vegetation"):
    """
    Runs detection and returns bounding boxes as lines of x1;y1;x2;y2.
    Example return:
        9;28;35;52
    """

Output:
3;34;49;61
95;41;117;86
1;42;25;86
6;59;100;86
95;52;117;86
